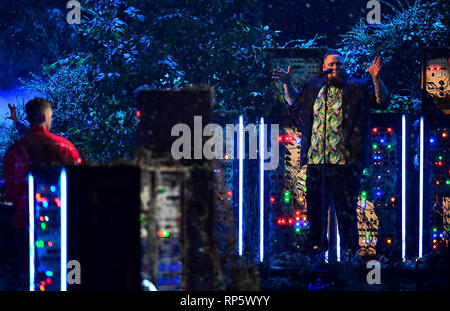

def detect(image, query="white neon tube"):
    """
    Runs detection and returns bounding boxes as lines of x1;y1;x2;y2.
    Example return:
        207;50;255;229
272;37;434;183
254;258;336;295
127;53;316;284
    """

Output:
29;173;35;291
239;116;244;256
259;117;264;262
419;117;424;258
60;168;67;291
402;115;406;261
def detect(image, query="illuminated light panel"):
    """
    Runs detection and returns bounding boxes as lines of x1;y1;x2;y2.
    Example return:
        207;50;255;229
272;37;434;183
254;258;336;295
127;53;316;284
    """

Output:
29;173;35;291
60;168;67;291
259;117;264;263
238;115;244;256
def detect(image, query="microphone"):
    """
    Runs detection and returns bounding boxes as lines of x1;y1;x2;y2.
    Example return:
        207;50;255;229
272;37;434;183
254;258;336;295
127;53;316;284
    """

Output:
322;68;334;75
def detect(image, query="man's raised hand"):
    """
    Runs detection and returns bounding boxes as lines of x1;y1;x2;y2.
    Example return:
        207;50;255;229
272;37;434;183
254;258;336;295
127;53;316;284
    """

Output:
272;66;291;84
7;103;18;123
364;57;382;79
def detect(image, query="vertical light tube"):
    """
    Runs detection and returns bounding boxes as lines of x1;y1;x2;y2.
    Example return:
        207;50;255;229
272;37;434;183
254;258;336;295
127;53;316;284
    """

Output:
259;117;265;262
402;115;406;261
28;173;35;291
336;218;341;262
419;116;424;258
60;168;67;291
239;116;244;256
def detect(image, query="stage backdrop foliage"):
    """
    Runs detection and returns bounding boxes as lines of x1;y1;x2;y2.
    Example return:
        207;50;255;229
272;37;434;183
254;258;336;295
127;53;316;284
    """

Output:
0;0;449;176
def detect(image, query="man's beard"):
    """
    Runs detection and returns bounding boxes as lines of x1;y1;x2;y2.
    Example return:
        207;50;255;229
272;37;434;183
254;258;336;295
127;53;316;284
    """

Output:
327;73;346;88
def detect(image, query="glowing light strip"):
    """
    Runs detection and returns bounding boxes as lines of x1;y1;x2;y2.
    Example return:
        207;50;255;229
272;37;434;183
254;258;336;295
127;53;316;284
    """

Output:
239;116;244;256
28;173;35;291
402;115;406;261
259;117;264;262
419;116;424;258
60;168;67;291
336;219;341;262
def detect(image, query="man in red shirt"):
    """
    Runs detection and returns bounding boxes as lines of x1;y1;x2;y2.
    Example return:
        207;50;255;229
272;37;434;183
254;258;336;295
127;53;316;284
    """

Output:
4;97;82;229
3;97;81;289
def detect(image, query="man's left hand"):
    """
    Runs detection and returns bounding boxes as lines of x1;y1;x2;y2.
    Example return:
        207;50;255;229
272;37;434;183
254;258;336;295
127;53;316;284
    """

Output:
364;57;382;79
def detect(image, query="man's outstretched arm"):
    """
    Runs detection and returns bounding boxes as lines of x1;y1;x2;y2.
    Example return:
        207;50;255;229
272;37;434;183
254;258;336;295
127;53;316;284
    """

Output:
364;57;389;106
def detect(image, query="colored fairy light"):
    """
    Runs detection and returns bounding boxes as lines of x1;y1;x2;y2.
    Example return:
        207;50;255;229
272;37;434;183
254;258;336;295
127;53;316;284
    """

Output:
443;132;448;138
387;127;393;134
54;197;61;208
285;135;294;142
278;135;283;142
375;190;383;198
380;138;385;144
390;196;396;202
438;155;443;160
42;200;48;208
227;191;233;197
39;285;45;291
45;271;53;277
387;239;392;244
433;227;437;232
136;110;141;118
270;196;275;203
157;230;170;238
288;218;294;226
372;143;378;150
361;190;367;200
295;228;300;233
387;144;392;149
446;180;450;185
41;223;46;230
372;127;378;134
48;241;53;247
430;137;436;145
363;168;369;175
39;216;44;222
50;185;56;192
36;241;44;248
46;278;52;285
224;154;230;160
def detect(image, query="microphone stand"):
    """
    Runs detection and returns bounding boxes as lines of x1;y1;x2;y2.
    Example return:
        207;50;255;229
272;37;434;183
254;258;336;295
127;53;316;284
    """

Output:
320;74;329;264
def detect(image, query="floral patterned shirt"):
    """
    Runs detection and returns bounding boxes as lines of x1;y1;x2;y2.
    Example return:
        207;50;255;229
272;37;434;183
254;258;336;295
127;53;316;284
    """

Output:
307;85;351;165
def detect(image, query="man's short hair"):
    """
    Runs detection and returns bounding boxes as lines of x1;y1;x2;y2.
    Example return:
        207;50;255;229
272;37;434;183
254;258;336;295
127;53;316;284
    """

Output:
25;97;52;124
323;49;344;60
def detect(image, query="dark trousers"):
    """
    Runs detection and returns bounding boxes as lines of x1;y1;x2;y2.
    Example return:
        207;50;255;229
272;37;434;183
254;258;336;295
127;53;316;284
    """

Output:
306;164;361;255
